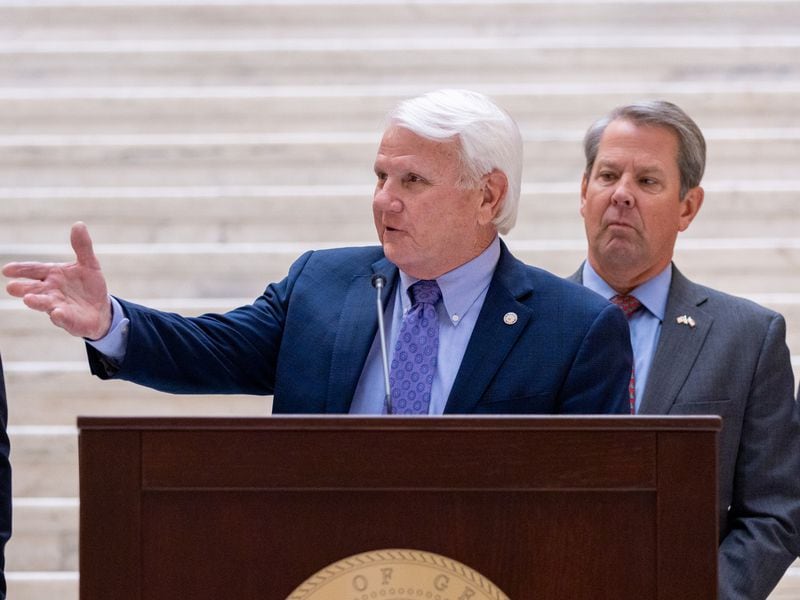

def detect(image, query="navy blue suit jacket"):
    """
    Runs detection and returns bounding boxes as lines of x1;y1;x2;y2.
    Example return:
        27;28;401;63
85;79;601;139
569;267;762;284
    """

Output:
89;242;632;415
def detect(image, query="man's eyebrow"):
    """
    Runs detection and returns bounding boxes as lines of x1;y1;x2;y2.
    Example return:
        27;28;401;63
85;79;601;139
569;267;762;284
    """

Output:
595;158;665;174
636;164;667;175
594;158;620;169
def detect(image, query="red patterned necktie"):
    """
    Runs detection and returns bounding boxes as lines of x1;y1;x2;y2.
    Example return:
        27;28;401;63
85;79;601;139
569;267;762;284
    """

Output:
389;280;442;414
610;294;642;414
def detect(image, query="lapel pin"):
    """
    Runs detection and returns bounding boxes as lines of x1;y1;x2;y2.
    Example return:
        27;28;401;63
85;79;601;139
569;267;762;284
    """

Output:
676;315;696;328
503;312;518;325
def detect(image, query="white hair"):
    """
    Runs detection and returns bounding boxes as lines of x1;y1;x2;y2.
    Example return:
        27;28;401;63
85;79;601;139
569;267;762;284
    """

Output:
387;89;523;235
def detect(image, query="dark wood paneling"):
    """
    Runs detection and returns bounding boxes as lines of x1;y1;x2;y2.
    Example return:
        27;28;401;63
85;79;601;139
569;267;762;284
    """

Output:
78;416;720;600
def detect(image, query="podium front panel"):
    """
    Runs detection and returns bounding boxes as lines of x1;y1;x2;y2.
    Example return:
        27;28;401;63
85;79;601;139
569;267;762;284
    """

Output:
78;416;719;599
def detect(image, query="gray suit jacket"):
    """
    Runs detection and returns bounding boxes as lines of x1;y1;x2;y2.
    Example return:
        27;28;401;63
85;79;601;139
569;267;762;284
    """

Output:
571;264;800;600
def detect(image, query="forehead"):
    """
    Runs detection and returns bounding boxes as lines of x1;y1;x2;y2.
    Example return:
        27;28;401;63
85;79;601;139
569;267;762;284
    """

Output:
596;119;680;171
375;125;462;171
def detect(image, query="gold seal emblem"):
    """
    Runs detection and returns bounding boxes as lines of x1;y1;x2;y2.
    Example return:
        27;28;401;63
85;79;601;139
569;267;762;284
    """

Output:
287;548;510;600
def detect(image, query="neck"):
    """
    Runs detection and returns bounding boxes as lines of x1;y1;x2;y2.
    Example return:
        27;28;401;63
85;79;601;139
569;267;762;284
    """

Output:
587;257;668;296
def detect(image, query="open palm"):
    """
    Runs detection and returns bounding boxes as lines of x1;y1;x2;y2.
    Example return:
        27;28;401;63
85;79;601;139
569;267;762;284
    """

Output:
3;222;112;340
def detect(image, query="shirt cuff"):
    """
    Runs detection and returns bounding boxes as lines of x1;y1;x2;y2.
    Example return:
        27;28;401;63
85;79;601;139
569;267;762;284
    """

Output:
85;296;130;364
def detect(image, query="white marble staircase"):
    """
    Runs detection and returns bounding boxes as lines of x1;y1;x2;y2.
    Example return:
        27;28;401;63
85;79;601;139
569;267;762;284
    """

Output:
0;0;798;598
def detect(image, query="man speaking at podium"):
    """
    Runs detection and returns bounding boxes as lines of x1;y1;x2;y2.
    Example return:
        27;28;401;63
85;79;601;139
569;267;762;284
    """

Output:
4;89;631;416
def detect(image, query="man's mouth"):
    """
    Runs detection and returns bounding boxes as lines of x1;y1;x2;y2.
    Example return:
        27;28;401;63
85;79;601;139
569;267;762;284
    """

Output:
606;220;634;230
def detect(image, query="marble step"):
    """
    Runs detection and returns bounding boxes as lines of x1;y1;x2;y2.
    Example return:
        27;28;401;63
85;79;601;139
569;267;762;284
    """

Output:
6;499;77;572
1;136;799;186
2;294;800;365
3;367;269;424
6;573;77;600
4;86;800;134
1;359;797;414
770;567;800;599
11;428;77;498
2;1;798;41
2;243;800;298
1;45;798;88
0;186;798;243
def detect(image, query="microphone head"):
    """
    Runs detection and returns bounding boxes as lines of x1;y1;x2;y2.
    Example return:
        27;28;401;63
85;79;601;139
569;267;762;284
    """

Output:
371;273;387;289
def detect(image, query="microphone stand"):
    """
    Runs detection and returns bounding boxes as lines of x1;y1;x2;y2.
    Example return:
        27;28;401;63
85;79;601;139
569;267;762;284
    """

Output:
371;274;393;414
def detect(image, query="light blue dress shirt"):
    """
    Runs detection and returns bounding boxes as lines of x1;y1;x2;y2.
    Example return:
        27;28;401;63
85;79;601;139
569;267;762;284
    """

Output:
349;237;500;414
90;237;501;415
582;262;671;412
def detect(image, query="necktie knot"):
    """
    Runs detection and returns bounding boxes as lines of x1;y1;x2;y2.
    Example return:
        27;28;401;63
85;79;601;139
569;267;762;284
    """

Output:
409;280;442;306
611;294;642;319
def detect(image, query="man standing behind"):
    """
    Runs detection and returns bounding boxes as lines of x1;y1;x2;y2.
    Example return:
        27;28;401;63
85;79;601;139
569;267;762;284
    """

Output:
3;89;631;417
573;100;800;599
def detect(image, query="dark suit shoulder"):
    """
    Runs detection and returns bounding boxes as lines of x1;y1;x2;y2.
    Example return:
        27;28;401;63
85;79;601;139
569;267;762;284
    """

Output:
259;245;388;302
515;262;614;316
673;269;784;328
297;245;387;277
305;245;385;262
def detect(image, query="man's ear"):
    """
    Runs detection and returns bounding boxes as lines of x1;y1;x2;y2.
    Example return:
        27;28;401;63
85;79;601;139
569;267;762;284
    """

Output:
579;173;589;218
477;169;508;225
678;186;704;232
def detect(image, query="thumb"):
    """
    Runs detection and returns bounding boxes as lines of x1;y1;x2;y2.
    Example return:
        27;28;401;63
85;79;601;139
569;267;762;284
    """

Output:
70;222;101;269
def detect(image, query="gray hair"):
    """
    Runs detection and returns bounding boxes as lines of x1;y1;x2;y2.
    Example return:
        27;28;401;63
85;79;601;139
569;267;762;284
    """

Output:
387;89;523;235
583;100;706;199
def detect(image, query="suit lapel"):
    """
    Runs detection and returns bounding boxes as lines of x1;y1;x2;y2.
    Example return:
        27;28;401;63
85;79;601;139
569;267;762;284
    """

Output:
571;261;713;414
638;267;712;414
444;244;533;414
326;257;397;413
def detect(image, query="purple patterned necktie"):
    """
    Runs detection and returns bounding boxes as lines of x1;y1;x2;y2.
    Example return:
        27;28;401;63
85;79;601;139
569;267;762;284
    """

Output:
610;294;642;414
389;280;442;414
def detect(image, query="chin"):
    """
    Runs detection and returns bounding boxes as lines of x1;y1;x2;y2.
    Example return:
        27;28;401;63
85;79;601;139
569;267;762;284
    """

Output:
594;238;635;261
382;243;406;265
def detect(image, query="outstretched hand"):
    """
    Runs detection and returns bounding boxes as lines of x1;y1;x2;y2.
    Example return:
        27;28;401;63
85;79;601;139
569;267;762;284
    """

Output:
3;222;112;340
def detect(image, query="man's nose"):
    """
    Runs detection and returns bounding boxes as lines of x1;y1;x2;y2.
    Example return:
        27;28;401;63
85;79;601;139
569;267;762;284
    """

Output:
610;177;635;207
373;180;403;212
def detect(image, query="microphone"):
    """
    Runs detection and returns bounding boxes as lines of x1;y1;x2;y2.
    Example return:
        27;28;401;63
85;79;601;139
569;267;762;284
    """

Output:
371;273;393;415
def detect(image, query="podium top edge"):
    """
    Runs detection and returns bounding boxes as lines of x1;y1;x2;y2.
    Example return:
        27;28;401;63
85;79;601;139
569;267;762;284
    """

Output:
76;414;722;432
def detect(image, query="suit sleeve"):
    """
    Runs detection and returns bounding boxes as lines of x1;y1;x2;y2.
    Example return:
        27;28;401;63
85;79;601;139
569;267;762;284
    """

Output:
559;302;632;414
718;313;800;600
86;251;315;395
0;357;11;599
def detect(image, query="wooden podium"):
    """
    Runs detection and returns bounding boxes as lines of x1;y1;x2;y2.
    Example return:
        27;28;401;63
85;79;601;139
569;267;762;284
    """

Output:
78;416;720;599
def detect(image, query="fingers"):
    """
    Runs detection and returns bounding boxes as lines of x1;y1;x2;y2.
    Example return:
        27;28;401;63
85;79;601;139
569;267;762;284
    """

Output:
22;292;109;339
5;263;61;298
48;307;71;331
21;293;59;314
31;301;81;337
70;222;101;269
7;279;47;299
2;261;56;282
3;223;110;339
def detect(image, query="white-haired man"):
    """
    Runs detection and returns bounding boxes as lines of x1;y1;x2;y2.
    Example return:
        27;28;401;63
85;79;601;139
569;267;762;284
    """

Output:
5;89;631;416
